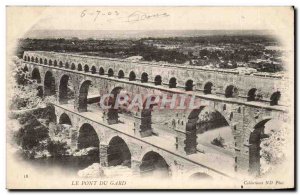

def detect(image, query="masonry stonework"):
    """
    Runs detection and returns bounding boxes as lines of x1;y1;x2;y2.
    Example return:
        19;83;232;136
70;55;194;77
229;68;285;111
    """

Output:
22;51;289;179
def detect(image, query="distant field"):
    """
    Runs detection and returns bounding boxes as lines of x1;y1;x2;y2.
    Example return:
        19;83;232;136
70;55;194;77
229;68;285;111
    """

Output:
16;35;284;73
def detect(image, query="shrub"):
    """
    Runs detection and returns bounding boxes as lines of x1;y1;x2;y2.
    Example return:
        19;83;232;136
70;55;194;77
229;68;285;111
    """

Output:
47;140;69;157
211;135;225;148
14;113;49;150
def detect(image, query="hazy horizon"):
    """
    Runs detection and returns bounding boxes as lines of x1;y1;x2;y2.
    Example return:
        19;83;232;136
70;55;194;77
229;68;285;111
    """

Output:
23;29;274;40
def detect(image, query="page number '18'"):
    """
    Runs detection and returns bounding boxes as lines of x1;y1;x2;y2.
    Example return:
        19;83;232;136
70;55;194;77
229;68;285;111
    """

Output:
24;174;28;179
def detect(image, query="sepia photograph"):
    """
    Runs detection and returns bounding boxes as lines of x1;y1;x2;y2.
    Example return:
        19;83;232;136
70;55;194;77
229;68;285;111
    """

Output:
6;6;295;189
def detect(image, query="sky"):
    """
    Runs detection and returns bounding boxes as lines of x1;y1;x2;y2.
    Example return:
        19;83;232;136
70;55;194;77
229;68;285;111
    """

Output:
7;7;293;37
6;6;294;57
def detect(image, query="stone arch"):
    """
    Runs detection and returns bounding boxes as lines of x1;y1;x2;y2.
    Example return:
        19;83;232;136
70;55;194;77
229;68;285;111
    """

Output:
71;63;76;70
44;71;56;97
31;68;43;97
106;86;124;124
141;72;148;83
23;65;29;72
154;75;162;85
139;151;171;178
118;70;125;79
247;88;257;101
59;74;75;104
31;68;41;83
91;66;96;74
77;63;83;71
35;57;38;63
204;82;213;94
49;59;53;66
77;123;100;166
248;118;283;175
78;123;100;149
185;79;194;91
106;85;153;136
84;64;89;72
108;68;114;77
44;58;48;65
59;61;63;67
184;105;235;165
78;80;92;112
129;71;136;81
54;60;57;66
39;58;43;64
24;56;27;61
270;91;281;106
169;77;177;88
107;136;131;167
65;62;70;69
99;67;105;75
225;85;238;98
59;113;72;125
31;56;34;62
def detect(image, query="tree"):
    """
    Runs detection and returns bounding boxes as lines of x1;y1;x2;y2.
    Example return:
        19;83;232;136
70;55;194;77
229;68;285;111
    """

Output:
10;84;43;110
211;135;225;148
15;113;49;150
47;140;68;157
9;59;43;110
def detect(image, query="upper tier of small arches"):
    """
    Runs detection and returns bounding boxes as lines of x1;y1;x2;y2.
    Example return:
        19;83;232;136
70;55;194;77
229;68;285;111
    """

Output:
23;52;284;79
23;54;283;106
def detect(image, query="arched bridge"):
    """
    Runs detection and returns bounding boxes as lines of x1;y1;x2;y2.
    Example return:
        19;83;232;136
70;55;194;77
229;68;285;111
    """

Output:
21;51;290;179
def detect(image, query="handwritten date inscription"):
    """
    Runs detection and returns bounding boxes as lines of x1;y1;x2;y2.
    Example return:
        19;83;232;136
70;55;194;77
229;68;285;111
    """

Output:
126;11;169;23
80;9;170;23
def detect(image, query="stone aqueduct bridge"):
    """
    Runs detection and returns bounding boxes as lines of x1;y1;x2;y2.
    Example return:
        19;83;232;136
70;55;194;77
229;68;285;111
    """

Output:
21;51;289;179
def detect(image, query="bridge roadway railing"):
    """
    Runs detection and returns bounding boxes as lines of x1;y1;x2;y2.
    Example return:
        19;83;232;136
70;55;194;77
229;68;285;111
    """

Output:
23;60;287;112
